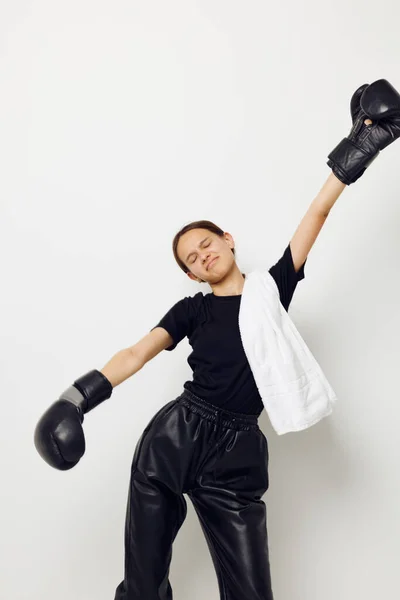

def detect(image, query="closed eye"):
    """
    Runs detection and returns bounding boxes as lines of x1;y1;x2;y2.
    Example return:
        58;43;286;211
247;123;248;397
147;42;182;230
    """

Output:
192;242;210;263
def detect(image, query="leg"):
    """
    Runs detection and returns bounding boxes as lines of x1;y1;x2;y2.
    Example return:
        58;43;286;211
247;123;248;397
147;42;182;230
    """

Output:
114;399;188;600
114;467;187;600
188;427;273;600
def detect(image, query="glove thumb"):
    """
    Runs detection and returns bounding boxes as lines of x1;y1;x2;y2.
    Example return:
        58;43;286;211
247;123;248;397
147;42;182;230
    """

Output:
350;83;370;124
349;83;369;139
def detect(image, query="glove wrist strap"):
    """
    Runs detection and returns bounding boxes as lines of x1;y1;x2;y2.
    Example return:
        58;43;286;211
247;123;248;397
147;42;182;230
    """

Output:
59;369;113;416
328;137;379;184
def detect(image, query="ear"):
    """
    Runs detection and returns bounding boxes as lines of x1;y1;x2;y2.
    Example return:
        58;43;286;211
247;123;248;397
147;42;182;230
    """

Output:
186;271;200;283
223;232;234;248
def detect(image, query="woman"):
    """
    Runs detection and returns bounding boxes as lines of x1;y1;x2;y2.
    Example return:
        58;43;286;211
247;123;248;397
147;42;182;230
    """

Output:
34;79;400;599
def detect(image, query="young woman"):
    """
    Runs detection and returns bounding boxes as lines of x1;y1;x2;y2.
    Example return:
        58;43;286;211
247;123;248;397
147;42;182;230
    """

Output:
34;79;400;599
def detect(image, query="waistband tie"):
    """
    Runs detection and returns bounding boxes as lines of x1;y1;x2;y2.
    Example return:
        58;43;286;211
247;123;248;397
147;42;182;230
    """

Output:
177;388;260;432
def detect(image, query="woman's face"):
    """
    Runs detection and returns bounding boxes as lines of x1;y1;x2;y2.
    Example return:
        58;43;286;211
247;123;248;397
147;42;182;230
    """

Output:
177;229;235;282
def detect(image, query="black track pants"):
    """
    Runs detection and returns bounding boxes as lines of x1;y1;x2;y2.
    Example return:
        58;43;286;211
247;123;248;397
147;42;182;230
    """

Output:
114;388;274;600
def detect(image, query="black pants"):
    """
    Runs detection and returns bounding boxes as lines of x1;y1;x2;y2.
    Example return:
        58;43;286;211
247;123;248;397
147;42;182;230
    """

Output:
114;388;274;600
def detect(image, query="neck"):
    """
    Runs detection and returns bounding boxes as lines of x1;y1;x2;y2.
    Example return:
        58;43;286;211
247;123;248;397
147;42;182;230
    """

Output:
211;272;246;297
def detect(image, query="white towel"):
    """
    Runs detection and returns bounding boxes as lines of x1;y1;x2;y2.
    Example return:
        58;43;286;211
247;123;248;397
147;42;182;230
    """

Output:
238;268;337;435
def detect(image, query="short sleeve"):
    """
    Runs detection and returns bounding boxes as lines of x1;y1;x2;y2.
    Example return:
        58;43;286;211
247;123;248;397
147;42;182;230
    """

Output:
150;296;197;351
268;243;306;312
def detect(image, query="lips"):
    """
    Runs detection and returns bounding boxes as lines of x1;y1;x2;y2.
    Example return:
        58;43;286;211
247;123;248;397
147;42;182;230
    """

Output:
207;257;218;270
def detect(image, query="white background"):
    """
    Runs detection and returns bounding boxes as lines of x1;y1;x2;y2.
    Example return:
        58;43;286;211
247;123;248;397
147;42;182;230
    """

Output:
1;1;399;599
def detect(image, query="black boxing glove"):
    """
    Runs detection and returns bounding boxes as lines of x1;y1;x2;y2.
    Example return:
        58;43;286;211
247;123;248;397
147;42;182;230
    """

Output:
34;369;113;471
327;78;400;185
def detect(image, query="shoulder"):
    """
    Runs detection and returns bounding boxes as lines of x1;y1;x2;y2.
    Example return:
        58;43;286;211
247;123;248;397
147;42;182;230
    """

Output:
268;243;306;280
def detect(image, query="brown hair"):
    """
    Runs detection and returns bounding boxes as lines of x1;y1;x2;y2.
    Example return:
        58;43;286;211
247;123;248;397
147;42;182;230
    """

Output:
172;220;236;277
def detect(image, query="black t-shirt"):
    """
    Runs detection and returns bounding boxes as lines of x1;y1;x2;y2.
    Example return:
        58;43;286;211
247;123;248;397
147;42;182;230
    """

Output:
151;243;306;416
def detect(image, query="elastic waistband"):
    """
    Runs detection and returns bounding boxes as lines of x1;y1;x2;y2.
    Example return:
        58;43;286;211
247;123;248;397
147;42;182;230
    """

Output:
177;388;259;432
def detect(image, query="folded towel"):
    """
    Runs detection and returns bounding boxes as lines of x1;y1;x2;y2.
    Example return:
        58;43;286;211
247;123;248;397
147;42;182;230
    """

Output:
238;268;337;435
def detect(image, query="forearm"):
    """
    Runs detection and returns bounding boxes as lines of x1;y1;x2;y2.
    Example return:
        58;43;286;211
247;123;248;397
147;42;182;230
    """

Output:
100;348;144;388
310;171;347;216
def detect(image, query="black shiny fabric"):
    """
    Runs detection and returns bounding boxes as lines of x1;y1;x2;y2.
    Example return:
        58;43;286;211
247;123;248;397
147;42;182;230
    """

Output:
114;389;274;600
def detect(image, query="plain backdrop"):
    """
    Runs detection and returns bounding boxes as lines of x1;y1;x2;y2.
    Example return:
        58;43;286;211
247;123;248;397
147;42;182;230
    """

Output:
1;1;399;599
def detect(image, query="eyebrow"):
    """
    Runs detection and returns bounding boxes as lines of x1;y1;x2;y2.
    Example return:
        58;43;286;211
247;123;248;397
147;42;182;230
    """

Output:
186;237;210;262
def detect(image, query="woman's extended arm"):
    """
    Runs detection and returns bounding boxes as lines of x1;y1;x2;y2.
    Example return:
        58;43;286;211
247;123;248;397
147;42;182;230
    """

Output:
289;171;346;273
100;348;144;388
100;326;174;387
289;108;376;272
